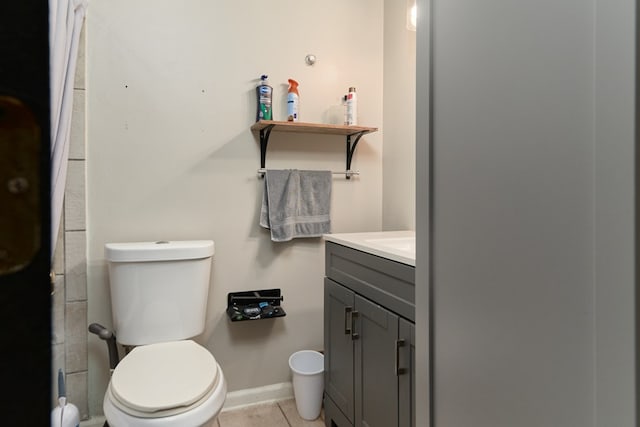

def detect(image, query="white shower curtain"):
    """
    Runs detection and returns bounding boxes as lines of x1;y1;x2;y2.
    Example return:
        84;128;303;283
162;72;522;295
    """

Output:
50;0;88;261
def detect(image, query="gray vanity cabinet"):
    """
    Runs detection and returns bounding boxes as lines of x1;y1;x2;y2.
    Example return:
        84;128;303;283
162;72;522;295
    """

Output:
398;318;415;427
324;242;415;427
324;278;355;422
354;293;401;427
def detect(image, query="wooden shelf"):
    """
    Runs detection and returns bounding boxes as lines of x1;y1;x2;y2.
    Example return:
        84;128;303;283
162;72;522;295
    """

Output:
251;120;378;178
251;120;378;137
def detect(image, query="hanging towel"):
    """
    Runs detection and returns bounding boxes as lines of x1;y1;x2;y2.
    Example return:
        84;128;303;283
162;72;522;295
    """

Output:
260;169;332;242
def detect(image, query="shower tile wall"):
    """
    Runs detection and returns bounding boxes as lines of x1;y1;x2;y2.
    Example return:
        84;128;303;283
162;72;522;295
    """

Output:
51;23;89;420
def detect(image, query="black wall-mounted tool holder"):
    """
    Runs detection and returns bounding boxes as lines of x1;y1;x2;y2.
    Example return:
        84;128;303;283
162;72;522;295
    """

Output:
227;288;286;322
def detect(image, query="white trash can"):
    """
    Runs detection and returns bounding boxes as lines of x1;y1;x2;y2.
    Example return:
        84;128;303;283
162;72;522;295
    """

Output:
289;350;324;420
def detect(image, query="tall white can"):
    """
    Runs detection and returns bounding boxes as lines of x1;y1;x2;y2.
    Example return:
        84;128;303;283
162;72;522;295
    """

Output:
345;87;357;125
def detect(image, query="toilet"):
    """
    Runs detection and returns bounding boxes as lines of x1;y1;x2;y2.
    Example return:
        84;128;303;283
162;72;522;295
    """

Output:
103;240;226;427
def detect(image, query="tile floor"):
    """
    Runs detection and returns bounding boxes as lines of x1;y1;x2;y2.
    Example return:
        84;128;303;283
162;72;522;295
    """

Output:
217;399;325;427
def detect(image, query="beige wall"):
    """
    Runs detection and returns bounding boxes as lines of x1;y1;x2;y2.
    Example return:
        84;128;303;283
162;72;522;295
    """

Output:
383;0;416;231
85;0;408;416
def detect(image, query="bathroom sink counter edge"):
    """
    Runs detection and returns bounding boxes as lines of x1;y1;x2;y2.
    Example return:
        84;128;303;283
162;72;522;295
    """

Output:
323;230;415;266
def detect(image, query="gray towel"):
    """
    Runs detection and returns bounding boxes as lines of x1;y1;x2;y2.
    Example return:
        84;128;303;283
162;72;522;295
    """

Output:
260;169;332;242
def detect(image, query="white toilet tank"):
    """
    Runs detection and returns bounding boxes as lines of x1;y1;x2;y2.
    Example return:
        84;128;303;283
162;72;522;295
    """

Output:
105;240;214;346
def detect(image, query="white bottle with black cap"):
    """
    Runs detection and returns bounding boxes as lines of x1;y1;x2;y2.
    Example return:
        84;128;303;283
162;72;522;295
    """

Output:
345;87;357;125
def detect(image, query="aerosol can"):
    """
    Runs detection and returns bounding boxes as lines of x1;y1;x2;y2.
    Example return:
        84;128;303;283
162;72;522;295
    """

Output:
51;369;80;427
287;79;299;121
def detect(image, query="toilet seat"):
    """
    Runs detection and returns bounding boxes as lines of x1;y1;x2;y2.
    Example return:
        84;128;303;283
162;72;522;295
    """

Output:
109;340;219;418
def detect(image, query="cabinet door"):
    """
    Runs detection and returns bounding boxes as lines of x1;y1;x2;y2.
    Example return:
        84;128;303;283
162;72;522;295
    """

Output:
354;294;399;427
398;319;415;427
325;278;356;423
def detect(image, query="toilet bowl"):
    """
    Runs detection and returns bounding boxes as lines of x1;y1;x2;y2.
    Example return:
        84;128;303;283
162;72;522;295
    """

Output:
103;340;226;427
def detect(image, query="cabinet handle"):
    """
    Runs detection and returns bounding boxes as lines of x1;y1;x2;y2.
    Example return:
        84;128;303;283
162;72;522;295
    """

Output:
344;306;353;335
395;339;406;376
351;310;359;340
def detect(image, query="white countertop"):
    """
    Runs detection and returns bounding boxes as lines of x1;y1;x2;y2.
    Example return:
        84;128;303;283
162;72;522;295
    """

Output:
323;230;415;266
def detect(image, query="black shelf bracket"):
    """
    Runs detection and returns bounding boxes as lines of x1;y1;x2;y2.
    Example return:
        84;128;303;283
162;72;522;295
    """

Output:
346;131;367;180
259;124;276;173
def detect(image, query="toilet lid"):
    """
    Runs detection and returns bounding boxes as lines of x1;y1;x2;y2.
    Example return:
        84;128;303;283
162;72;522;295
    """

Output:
110;340;219;414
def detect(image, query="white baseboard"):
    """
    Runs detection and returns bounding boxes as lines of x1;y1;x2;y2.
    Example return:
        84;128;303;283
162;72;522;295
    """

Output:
222;382;294;412
80;416;106;427
80;382;294;424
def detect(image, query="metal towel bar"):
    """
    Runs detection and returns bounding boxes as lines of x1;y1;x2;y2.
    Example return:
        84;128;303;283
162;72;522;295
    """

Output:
257;168;360;178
